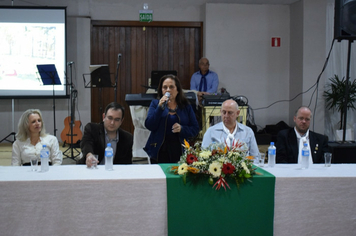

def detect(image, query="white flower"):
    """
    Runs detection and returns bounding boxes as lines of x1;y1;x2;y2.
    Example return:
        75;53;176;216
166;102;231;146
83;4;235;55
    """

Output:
209;162;222;178
199;150;212;159
192;161;206;167
178;163;188;175
241;162;250;174
218;157;226;163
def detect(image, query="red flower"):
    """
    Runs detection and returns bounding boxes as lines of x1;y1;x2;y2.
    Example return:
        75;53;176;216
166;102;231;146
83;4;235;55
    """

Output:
186;154;198;164
213;176;231;191
222;163;235;175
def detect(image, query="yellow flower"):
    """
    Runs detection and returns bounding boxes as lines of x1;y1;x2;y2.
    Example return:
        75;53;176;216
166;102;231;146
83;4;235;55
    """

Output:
208;162;222;178
199;150;211;159
178;163;188;175
188;166;200;174
183;139;190;149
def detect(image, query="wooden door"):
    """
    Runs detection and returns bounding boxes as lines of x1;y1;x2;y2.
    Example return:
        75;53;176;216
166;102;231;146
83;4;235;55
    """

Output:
91;21;202;134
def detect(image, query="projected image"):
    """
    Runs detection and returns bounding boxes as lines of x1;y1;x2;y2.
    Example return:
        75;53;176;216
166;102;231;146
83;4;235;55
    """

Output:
0;23;64;89
0;7;66;98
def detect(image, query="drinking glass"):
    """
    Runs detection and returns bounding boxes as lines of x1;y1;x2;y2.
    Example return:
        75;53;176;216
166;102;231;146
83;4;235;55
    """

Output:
91;154;98;169
324;152;332;167
30;154;38;171
258;153;265;167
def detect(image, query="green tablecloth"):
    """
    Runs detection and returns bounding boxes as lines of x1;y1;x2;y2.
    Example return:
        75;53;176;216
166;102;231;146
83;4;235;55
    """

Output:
159;164;275;236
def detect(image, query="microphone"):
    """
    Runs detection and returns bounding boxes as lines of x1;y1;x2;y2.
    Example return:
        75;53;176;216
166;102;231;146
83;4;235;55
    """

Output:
117;53;122;65
162;92;170;109
67;61;74;65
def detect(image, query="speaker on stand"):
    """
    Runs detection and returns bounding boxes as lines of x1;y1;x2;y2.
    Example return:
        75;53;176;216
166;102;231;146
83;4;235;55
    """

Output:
334;0;356;142
334;0;356;41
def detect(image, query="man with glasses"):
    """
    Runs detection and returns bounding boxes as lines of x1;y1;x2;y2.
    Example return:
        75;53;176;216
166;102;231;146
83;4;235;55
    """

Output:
276;106;329;163
201;99;259;157
77;102;133;167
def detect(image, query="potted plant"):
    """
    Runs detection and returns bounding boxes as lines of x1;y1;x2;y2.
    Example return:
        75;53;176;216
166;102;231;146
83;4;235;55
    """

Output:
324;74;356;140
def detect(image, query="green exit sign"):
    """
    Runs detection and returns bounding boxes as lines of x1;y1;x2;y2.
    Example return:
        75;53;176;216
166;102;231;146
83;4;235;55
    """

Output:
139;10;153;22
140;13;152;22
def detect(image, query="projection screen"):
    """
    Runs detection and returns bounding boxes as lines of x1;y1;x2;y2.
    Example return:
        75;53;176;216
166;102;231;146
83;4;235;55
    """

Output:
0;6;67;98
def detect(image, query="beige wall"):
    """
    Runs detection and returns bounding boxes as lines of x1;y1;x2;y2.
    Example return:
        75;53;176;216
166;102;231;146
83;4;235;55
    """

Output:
205;3;290;128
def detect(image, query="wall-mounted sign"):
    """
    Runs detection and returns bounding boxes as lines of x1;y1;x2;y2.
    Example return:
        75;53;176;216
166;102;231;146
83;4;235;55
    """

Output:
139;10;153;22
271;37;281;47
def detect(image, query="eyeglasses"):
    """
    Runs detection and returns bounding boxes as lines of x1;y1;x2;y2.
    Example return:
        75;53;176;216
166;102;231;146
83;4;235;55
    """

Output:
106;116;122;122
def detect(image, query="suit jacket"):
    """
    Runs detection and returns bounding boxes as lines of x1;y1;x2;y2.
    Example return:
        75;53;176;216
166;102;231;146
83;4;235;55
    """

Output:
276;128;329;163
144;99;199;161
77;122;133;164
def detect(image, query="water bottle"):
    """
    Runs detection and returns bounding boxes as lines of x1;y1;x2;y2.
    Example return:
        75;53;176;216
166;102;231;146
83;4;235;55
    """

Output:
40;144;50;172
105;143;114;171
268;142;276;167
301;143;310;169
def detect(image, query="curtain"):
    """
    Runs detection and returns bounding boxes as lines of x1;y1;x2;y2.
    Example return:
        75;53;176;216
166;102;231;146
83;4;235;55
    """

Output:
325;0;356;141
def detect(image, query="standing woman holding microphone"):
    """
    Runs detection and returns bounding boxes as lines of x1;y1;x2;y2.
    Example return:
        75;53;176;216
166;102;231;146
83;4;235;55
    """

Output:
144;74;199;164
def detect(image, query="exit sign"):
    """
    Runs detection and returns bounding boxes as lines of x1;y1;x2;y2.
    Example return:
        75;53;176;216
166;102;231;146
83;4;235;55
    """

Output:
139;10;153;22
271;37;281;47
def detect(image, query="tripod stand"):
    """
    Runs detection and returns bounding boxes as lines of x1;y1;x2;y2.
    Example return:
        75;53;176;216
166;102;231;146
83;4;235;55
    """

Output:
0;99;16;143
62;62;82;160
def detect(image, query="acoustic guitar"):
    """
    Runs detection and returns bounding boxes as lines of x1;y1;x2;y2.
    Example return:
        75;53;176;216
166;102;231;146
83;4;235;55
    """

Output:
61;96;83;144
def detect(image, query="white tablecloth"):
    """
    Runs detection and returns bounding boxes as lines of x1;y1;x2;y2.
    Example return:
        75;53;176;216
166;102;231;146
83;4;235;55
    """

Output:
1;164;356;236
261;164;356;236
0;165;167;236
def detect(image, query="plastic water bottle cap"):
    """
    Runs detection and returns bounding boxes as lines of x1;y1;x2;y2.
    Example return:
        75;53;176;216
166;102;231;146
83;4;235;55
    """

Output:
270;142;274;145
107;143;111;147
42;144;46;148
304;143;307;147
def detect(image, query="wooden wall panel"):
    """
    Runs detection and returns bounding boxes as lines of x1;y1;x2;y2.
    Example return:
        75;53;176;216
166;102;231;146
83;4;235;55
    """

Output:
91;21;202;134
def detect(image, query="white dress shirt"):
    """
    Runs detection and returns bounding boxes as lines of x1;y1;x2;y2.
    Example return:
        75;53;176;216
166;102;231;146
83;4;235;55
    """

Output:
11;135;62;166
295;128;313;166
202;122;259;157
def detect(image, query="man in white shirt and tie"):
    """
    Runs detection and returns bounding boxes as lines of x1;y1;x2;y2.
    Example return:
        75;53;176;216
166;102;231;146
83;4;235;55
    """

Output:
276;106;329;163
202;99;259;157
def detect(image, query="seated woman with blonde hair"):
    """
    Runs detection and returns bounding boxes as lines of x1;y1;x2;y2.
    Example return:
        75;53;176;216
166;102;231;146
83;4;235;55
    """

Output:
12;109;62;166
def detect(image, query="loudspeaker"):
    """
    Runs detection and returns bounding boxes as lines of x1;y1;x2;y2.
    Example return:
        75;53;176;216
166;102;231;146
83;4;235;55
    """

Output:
334;0;356;41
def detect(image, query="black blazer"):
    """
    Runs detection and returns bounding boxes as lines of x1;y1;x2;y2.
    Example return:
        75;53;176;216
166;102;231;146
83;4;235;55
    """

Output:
276;128;329;163
77;122;133;164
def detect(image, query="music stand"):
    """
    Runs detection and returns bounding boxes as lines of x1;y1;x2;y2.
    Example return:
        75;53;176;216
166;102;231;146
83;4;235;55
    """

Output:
83;64;114;116
37;64;61;137
83;65;112;88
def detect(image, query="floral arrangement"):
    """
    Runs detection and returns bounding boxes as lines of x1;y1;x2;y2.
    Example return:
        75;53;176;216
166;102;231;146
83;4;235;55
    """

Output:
171;140;258;191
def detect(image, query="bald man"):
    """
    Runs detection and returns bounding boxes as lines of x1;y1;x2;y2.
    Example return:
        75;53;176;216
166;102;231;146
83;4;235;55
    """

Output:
190;57;219;99
202;99;259;157
276;106;329;163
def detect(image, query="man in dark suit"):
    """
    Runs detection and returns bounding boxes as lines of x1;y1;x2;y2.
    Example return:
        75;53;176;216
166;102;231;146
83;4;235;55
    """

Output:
77;102;133;167
276;106;329;163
